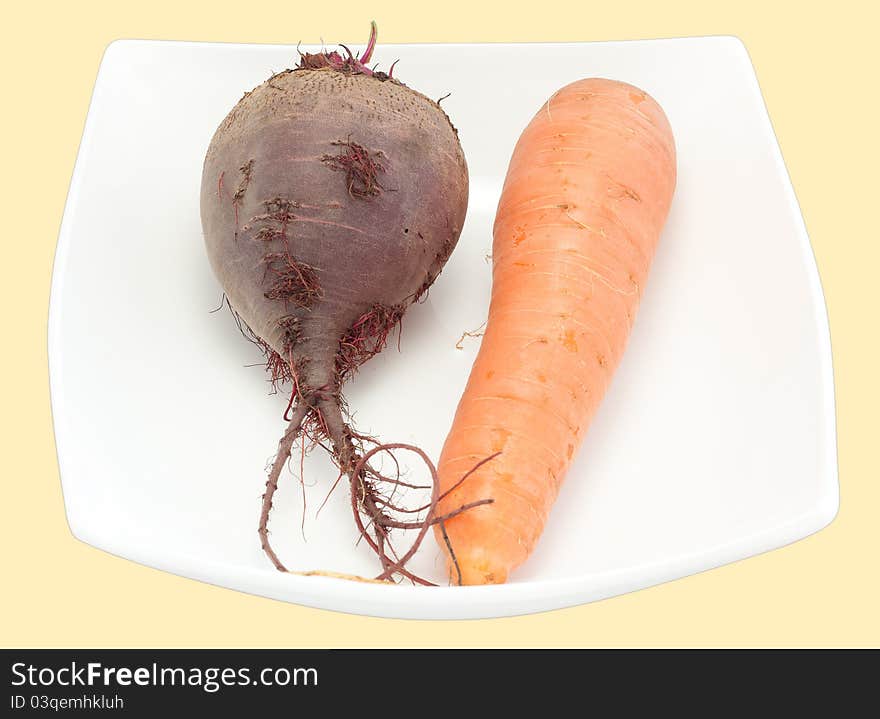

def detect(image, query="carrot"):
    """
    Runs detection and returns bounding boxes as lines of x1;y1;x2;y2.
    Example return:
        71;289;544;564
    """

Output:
434;78;676;585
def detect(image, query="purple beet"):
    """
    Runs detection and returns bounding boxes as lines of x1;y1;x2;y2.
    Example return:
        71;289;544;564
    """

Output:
200;24;470;583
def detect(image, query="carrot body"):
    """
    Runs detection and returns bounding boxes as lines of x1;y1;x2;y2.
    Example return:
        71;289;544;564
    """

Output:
435;78;676;585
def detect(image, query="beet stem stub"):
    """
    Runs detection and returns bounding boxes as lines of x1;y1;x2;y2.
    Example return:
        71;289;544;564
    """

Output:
359;21;378;63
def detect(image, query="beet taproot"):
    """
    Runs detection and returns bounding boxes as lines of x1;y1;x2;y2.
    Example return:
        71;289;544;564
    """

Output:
200;25;473;583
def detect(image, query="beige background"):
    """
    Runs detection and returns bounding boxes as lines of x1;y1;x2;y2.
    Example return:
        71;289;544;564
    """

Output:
2;0;877;647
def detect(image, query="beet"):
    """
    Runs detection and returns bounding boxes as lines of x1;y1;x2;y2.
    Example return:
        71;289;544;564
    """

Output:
200;25;470;583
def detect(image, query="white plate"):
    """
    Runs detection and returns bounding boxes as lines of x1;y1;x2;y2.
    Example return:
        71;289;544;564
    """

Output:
49;36;838;619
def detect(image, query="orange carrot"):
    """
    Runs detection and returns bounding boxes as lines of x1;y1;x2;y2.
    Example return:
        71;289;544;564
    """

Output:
435;78;676;585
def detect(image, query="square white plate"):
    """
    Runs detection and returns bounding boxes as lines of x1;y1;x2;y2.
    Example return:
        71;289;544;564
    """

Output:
49;36;838;619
